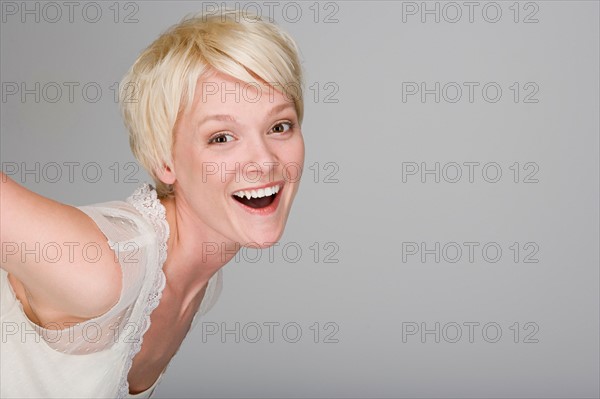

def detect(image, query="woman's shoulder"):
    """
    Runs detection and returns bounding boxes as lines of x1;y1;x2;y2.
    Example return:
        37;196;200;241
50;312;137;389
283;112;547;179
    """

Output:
0;180;167;342
77;184;169;249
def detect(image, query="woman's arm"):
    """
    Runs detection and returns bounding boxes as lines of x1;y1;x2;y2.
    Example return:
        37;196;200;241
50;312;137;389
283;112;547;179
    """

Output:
0;171;122;324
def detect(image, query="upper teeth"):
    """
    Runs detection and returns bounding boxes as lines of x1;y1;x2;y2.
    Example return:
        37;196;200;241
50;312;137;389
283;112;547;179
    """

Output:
233;185;280;200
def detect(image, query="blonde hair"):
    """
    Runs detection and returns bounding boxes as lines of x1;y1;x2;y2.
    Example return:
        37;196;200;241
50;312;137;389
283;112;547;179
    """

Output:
119;8;304;198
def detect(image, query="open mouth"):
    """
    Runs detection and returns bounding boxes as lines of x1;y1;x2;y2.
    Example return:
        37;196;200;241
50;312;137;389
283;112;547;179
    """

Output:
232;184;281;209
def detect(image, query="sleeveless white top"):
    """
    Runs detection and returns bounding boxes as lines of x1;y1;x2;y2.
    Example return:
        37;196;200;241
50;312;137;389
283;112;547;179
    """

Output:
0;184;224;398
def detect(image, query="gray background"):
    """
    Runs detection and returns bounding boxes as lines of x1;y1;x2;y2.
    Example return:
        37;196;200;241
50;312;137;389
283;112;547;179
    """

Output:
1;1;598;398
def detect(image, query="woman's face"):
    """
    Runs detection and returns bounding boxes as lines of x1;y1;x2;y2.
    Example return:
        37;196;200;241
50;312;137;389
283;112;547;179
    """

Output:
168;71;305;248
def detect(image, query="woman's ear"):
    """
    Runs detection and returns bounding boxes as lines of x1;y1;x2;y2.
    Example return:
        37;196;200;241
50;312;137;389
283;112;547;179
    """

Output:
155;163;176;185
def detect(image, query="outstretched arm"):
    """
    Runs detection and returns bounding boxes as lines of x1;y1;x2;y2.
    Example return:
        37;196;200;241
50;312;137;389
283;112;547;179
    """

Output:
0;172;123;325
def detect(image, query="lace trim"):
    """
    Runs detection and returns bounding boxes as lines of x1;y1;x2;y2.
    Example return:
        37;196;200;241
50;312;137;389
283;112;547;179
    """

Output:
116;183;170;399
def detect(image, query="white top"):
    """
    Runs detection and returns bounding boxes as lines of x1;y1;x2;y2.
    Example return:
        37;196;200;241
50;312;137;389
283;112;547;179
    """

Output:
0;184;224;398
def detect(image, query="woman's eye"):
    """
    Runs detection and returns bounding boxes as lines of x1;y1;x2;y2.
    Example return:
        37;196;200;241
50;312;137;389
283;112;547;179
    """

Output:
208;133;235;144
271;121;294;134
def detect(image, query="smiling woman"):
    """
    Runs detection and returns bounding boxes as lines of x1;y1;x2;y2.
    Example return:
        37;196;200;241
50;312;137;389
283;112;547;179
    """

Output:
0;8;305;399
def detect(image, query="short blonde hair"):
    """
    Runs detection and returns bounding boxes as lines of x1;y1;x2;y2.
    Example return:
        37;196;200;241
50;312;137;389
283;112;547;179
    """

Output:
119;8;304;198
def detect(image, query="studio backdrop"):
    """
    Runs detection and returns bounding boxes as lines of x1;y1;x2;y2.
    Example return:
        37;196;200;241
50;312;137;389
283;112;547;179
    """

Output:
1;1;598;398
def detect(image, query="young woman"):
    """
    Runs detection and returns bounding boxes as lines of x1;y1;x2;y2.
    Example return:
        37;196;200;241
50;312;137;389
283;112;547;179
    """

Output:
1;9;305;398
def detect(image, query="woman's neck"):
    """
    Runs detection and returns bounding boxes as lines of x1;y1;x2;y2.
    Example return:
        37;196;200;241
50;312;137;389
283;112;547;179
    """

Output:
159;195;238;305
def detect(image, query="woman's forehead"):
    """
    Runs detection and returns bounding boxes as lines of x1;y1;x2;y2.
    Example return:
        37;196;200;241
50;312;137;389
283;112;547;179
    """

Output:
191;71;296;113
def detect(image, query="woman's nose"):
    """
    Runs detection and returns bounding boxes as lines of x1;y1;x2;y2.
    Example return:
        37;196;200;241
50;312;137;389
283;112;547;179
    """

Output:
241;135;279;182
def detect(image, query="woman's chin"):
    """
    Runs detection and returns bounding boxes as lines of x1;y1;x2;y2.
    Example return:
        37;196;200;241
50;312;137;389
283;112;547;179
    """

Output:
240;231;284;248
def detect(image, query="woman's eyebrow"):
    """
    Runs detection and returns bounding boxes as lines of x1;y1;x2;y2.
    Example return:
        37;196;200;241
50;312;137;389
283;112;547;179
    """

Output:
267;102;295;117
198;114;237;127
197;103;295;127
